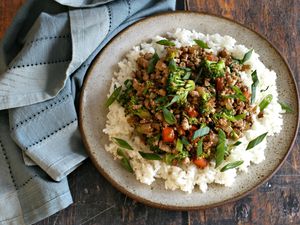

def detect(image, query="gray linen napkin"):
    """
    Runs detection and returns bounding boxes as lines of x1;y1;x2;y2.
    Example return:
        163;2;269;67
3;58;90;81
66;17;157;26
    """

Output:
0;0;176;224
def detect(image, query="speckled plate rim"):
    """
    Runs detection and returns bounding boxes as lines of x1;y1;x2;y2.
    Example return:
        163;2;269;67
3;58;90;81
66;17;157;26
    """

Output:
79;11;300;210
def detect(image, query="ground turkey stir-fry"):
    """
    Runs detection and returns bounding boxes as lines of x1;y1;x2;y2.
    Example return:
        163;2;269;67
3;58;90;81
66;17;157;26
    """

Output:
115;39;256;169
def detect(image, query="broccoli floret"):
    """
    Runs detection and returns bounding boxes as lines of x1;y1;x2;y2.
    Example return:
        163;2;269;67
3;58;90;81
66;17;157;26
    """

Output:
176;80;195;105
125;96;151;119
167;69;195;106
203;60;225;78
167;70;186;93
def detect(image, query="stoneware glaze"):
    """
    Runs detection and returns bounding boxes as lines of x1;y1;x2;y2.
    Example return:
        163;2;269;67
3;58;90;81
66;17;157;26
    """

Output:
79;12;299;209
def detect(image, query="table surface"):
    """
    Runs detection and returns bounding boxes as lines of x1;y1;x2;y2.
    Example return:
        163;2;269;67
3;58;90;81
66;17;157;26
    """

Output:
1;0;299;224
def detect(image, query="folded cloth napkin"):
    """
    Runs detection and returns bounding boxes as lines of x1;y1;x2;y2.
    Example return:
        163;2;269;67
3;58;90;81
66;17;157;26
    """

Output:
0;0;176;224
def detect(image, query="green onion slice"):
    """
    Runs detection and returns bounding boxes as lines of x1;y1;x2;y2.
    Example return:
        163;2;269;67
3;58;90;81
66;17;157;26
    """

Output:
279;101;293;113
156;39;175;46
194;39;210;49
139;152;161;160
147;52;159;74
251;70;259;104
196;138;204;157
240;49;253;64
112;137;133;150
246;132;268;150
259;94;273;112
117;148;133;173
105;86;122;108
221;160;244;172
215;129;227;168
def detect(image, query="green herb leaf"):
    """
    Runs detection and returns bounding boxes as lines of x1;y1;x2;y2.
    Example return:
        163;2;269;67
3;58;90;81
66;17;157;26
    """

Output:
117;148;133;173
222;112;246;122
279;101;293;113
147;52;159;74
178;66;192;72
215;129;227;168
164;95;180;108
221;160;244;172
196;138;203;157
259;94;273;112
232;86;247;102
181;136;190;146
240;49;253;64
168;59;177;72
176;139;183;152
232;141;242;146
139;151;161;160
163;153;176;165
105;86;122;108
194;39;210;49
246;132;268;150
192;126;210;140
182;72;191;80
112;137;133;150
155;96;168;104
162;107;176;125
251;70;259;104
156;39;175;46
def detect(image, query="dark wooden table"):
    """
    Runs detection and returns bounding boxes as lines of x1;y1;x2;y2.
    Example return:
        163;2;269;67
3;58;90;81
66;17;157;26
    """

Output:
1;0;299;224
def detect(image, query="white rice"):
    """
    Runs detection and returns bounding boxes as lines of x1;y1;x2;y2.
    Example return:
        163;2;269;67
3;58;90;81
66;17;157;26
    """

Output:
103;28;283;193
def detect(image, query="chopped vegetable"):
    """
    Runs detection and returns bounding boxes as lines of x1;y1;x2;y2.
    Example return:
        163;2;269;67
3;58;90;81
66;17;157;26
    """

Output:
240;49;253;64
215;129;227;168
156;39;175;46
167;68;196;105
246;132;268;150
279;101;293;113
163;153;176;165
105;86;122;107
117;148;133;173
194;39;210;49
181;136;190;146
176;139;183;152
251;70;259;104
222;112;246;122
164;95;180;108
113;137;133;150
259;94;273;112
196;138;203;157
221;160;244;172
187;107;199;117
147;53;159;74
168;59;177;72
162;107;176;125
139;151;161;160
231;86;247;102
202;60;226;78
162;127;175;143
193;157;208;168
192;126;210;140
232;141;242;146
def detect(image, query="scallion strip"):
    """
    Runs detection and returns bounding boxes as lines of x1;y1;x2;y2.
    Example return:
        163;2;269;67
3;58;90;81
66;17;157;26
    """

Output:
221;160;244;172
251;70;259;104
246;132;268;150
105;86;122;108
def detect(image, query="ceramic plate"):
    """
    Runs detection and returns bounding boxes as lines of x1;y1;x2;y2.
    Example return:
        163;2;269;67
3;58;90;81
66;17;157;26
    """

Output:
79;12;299;209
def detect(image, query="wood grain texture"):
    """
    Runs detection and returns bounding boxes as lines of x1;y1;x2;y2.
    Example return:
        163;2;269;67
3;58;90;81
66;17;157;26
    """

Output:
0;0;299;225
0;0;26;38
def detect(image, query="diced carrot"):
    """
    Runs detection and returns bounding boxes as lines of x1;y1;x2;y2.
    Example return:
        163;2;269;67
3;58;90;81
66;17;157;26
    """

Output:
187;107;199;117
162;127;175;143
193;157;208;168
